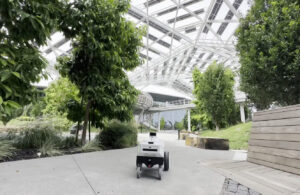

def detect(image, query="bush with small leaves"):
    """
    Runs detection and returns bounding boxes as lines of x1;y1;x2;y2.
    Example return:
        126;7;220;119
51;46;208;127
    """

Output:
99;120;137;149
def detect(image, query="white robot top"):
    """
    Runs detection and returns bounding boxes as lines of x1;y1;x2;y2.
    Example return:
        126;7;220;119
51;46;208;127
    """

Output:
137;132;165;158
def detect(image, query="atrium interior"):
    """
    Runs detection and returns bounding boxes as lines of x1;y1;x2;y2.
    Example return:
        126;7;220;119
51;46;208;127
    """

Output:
40;0;251;102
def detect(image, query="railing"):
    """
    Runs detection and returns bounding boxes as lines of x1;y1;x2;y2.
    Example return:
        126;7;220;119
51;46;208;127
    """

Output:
152;99;192;108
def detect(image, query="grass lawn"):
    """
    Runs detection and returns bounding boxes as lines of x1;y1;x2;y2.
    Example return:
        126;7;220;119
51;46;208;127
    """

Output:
200;122;252;150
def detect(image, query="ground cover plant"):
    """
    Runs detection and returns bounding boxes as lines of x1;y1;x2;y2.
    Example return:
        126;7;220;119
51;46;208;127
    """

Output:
200;122;252;150
0;140;15;161
0;119;138;162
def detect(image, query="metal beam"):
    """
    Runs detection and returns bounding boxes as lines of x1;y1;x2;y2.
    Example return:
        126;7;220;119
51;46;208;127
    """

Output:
223;0;243;19
129;6;194;44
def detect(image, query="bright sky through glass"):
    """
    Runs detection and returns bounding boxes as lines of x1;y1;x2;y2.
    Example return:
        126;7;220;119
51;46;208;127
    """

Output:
40;0;252;99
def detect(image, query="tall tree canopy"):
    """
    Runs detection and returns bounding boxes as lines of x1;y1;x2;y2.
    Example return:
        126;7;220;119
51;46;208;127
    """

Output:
56;0;143;144
193;62;235;130
0;0;63;124
236;0;300;109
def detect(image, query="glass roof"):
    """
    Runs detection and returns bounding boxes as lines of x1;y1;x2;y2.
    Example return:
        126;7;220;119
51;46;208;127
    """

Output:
40;0;252;99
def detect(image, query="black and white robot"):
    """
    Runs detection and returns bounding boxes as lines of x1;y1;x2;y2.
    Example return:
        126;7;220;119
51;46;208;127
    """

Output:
136;132;169;180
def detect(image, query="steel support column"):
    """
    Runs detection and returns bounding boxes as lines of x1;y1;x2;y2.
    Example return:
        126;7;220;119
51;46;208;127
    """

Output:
187;109;191;132
240;103;245;123
157;112;161;131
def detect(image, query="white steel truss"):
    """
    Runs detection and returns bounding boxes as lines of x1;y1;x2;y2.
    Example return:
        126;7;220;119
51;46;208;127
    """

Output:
41;0;252;98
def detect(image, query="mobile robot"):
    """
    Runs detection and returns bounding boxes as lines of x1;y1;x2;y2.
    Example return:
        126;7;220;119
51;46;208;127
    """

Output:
136;132;169;180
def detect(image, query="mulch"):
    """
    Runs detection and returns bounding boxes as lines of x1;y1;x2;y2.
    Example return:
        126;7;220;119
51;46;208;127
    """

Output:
0;148;88;163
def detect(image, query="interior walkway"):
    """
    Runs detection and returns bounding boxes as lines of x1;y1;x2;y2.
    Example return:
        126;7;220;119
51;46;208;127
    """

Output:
0;133;240;195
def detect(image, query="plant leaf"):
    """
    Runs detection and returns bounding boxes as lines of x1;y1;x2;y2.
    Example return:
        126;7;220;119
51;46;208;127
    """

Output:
12;72;21;79
0;71;11;82
6;100;21;109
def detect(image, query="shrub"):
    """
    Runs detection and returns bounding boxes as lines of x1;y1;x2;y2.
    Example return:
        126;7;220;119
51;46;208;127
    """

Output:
30;99;46;117
5;131;18;140
17;116;35;121
174;121;184;130
0;140;16;160
39;138;62;157
99;120;137;149
59;136;80;149
15;122;61;149
81;138;102;152
43;116;73;132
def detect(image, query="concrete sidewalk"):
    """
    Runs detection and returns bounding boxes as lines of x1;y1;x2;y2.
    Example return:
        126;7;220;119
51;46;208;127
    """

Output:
0;133;238;195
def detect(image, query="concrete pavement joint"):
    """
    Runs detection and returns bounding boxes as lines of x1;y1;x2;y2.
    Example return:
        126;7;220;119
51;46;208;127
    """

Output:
71;155;98;195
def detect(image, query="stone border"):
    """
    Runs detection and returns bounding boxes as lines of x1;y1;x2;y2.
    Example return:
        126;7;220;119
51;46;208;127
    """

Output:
220;178;261;195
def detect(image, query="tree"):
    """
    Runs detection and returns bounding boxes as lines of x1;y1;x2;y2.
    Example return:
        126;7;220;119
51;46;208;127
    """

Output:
56;0;143;144
183;107;214;131
160;117;165;130
193;62;235;130
174;121;184;130
65;99;84;141
43;77;80;116
236;0;300;109
0;0;63;124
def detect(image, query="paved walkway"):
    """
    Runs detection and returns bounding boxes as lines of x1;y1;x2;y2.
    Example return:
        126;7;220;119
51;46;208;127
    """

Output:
0;133;240;195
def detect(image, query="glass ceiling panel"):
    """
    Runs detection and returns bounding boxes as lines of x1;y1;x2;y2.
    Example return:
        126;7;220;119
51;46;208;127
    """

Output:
40;0;252;98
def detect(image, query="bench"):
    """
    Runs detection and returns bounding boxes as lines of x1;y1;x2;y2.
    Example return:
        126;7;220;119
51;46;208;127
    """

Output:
203;104;300;195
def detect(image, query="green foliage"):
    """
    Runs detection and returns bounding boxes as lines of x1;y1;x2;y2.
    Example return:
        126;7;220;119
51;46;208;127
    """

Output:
99;120;137;149
39;138;61;157
59;136;80;149
43;77;80;116
236;0;300;109
160;117;166;130
65;99;84;123
30;98;46;117
15;122;61;149
0;140;16;160
174;121;184;130
0;107;23;125
201;122;252;150
38;116;73;132
183;105;215;131
56;0;143;144
193;62;236;130
81;139;102;152
17;116;35;121
0;0;64;124
5;131;18;140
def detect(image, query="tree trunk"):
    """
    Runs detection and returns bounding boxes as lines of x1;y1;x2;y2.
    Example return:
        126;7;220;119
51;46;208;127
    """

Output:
75;120;80;142
81;100;91;145
216;124;220;131
88;117;91;141
75;98;84;142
